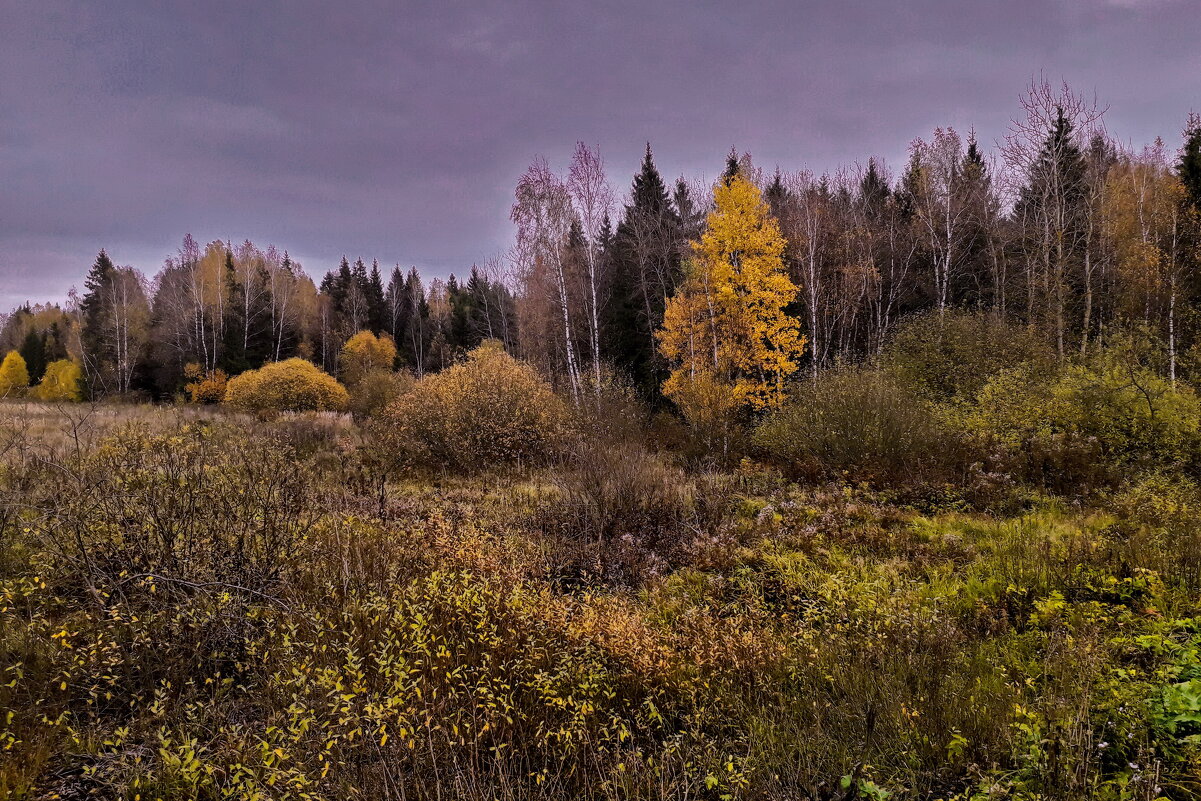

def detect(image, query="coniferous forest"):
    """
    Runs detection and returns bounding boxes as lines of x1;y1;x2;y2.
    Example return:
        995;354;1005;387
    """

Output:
6;79;1201;799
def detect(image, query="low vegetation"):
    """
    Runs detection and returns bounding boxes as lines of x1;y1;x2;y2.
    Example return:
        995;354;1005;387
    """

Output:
223;358;350;414
373;341;570;471
3;323;1201;801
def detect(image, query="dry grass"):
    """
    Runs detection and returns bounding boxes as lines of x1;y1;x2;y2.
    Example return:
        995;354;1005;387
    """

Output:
1;402;1199;800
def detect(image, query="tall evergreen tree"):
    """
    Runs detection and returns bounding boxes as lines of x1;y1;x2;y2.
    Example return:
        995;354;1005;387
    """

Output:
18;328;46;384
220;249;250;374
384;266;409;344
860;157;890;210
366;259;386;333
445;273;472;352
401;267;430;374
79;249;116;397
764;168;790;219
1014;106;1088;353
348;258;370;333
604;144;682;399
245;262;275;368
721;146;741;185
45;321;68;363
1179;112;1201;211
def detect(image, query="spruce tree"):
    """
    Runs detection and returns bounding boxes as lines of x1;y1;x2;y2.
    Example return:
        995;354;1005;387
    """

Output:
366;259;387;333
402;267;430;375
220;249;249;374
604;143;682;400
1013;106;1087;352
897;150;923;221
721;146;741;185
962;132;985;174
79;249;116;397
1179;112;1201;210
245;263;275;368
460;268;493;349
445;274;468;352
764;168;789;219
324;257;352;312
18;328;46;384
45;321;68;362
859;157;890;211
384;266;408;343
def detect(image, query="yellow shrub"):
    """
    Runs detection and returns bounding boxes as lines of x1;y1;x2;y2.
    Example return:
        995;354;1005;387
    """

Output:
0;350;30;398
184;365;228;404
34;359;82;402
349;367;414;419
224;358;350;413
374;341;568;469
340;331;397;386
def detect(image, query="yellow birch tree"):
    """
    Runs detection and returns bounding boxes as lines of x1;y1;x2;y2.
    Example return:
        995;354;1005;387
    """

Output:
0;350;30;398
658;173;806;422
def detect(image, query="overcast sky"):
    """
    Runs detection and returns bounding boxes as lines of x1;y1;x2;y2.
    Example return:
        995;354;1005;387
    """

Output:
2;0;1198;308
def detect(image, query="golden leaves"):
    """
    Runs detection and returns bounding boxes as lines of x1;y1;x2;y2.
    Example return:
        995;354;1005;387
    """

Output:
658;174;807;420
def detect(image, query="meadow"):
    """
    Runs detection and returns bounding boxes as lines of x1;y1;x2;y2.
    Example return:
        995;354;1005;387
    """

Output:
3;316;1201;801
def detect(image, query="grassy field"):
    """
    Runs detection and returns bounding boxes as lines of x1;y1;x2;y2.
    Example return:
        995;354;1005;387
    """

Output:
2;398;1200;800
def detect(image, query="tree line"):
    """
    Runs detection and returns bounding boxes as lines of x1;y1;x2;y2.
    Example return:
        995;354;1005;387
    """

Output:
4;78;1201;402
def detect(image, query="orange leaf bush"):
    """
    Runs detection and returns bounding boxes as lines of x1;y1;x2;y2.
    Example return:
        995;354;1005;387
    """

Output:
34;359;82;402
183;363;228;404
373;340;569;470
340;330;398;386
224;358;350;413
0;350;30;398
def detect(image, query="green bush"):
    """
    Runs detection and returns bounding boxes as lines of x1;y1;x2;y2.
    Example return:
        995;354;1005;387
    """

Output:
348;367;413;420
1108;473;1201;589
373;341;569;471
753;367;959;487
884;310;1052;402
963;353;1201;488
223;358;350;413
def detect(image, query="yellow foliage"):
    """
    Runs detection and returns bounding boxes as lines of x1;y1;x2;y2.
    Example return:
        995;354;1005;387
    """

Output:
340;330;398;385
224;358;350;413
0;350;30;398
658;174;805;419
1103;157;1187;317
34;359;82;402
184;367;228;404
375;340;568;469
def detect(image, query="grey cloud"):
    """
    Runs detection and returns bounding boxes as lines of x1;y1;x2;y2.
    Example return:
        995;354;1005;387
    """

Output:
2;0;1198;307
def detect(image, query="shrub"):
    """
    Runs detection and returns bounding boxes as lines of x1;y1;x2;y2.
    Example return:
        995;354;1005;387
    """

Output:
33;359;82;402
964;355;1201;486
0;350;30;398
1108;474;1201;589
572;371;648;447
663;367;745;461
543;443;735;584
373;341;568;470
348;367;413;419
224;358;350;413
183;363;228;404
21;423;318;592
884;310;1052;401
753;366;957;486
340;330;397;386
